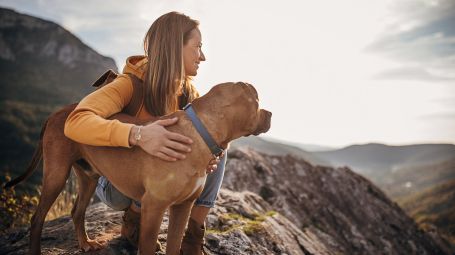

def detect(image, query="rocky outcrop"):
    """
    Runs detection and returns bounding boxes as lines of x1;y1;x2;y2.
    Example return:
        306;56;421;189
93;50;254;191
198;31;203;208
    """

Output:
1;189;327;255
204;189;333;255
222;148;447;255
0;148;449;254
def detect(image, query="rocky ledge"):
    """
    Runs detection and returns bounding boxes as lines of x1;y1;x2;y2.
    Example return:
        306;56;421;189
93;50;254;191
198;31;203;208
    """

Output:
0;148;449;255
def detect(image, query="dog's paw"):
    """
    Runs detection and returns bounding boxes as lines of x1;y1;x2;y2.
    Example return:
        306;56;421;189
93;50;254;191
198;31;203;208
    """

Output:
80;239;104;252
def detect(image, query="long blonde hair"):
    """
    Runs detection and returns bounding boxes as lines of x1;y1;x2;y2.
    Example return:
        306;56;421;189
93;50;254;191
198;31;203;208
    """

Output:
143;11;200;116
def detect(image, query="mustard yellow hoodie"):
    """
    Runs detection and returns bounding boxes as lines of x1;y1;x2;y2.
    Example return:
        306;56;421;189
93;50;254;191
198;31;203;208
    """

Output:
64;56;153;147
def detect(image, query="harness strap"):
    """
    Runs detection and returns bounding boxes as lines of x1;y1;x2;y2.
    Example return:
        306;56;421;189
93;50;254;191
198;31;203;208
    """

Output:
183;103;224;158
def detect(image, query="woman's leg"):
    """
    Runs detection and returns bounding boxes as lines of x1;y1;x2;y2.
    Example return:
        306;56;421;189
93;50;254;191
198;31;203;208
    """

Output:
192;151;228;222
181;152;228;254
95;176;133;211
95;149;228;214
96;176;148;247
195;152;228;207
130;151;228;219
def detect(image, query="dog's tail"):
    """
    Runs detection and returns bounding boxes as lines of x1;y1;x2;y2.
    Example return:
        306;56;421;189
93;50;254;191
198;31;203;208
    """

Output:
3;118;48;189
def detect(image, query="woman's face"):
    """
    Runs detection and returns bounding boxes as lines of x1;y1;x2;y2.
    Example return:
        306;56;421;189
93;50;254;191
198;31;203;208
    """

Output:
183;28;205;76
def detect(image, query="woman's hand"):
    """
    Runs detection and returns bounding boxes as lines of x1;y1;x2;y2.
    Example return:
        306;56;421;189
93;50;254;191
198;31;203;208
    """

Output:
129;117;193;161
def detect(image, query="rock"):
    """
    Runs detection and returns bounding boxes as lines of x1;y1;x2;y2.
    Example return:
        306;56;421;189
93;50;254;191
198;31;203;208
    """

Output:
0;189;320;255
205;189;334;255
222;148;448;255
0;148;449;254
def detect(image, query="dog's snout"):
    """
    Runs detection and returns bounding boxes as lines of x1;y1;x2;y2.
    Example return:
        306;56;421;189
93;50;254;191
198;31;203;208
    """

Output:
262;109;272;121
252;109;271;135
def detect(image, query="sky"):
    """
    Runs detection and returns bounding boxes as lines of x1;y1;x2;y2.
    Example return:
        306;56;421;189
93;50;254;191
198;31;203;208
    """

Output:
1;0;454;148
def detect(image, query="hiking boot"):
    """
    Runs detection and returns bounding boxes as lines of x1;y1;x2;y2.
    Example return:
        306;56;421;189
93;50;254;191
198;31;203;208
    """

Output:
120;207;162;251
180;218;207;255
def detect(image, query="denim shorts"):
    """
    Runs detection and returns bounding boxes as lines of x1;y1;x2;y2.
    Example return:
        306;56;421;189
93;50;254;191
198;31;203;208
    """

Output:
95;152;227;210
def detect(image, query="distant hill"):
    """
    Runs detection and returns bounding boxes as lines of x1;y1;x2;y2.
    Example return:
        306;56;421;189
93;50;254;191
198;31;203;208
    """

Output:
314;143;455;182
384;157;455;199
386;158;455;249
315;143;455;250
399;178;455;250
258;136;337;152
230;136;329;166
0;7;117;191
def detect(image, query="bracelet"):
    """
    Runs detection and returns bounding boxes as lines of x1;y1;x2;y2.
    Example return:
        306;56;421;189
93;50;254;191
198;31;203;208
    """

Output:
134;126;143;144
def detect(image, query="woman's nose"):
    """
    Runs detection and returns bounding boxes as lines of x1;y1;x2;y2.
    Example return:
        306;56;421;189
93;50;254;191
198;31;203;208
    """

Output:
200;50;206;61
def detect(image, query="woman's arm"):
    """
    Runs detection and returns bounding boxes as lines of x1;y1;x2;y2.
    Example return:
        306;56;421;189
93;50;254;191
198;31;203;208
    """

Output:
129;118;193;161
64;74;194;161
64;75;134;147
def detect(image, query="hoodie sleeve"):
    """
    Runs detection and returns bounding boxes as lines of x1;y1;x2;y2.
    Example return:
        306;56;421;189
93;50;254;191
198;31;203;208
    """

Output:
64;75;135;147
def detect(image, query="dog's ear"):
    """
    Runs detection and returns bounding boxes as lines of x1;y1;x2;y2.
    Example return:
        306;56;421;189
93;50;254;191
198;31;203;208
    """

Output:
236;82;258;101
245;82;258;99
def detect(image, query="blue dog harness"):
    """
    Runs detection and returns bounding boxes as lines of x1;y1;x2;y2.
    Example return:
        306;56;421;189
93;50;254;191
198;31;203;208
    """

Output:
183;103;224;158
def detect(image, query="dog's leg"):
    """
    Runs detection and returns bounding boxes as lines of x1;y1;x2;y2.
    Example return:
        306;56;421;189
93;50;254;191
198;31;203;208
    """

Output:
29;160;71;255
71;165;103;252
166;200;194;255
138;192;168;255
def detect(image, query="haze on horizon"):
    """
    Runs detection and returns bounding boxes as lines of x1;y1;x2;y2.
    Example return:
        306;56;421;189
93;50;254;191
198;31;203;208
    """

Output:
1;0;454;148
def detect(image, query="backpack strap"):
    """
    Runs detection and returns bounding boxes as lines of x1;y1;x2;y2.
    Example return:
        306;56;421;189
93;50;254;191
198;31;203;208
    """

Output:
91;69;118;87
91;70;144;116
123;73;144;116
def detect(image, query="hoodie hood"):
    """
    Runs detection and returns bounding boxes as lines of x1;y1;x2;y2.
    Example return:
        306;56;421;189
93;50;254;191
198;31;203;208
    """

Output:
122;55;147;80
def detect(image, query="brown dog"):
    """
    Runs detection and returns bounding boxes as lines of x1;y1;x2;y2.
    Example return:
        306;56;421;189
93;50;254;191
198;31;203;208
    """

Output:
5;82;271;255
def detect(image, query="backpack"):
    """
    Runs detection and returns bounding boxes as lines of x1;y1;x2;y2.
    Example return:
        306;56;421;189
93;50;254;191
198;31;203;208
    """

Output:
91;69;144;116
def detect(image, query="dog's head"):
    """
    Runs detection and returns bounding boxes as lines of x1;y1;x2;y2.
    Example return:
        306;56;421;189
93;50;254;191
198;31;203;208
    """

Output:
237;82;272;136
200;82;272;142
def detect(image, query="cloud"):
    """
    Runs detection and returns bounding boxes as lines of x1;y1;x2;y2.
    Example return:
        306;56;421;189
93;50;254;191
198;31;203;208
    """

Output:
366;0;455;82
421;112;455;119
1;0;454;146
0;0;175;65
374;65;455;82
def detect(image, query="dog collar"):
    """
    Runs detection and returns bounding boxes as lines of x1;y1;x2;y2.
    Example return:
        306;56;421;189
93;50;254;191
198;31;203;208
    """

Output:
183;103;224;158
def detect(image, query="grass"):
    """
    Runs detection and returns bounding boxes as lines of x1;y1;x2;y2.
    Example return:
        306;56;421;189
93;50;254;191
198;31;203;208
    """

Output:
206;210;277;236
0;171;79;232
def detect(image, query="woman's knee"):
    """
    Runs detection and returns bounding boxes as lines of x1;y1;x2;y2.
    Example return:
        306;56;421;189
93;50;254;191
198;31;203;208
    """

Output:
95;176;132;211
195;151;228;207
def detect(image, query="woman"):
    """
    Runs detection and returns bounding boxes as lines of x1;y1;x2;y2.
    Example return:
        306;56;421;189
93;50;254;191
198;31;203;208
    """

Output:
64;12;225;254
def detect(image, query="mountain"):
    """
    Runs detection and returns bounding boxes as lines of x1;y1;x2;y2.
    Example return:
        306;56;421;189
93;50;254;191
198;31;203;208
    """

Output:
383;157;455;199
230;136;329;166
0;7;116;105
223;148;450;254
314;143;455;182
385;158;455;250
1;148;449;254
0;7;117;191
315;143;455;250
399;178;455;247
258;136;337;152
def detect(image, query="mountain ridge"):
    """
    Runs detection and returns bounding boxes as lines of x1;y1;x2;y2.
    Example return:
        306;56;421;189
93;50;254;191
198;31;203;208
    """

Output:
0;7;118;190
